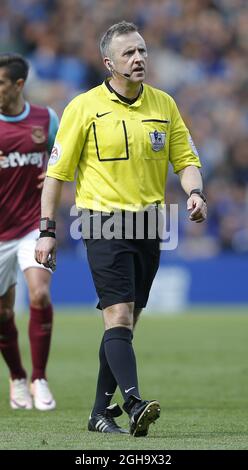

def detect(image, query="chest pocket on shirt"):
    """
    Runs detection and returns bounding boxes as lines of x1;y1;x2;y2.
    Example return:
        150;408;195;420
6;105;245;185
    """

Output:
93;120;129;161
142;119;170;160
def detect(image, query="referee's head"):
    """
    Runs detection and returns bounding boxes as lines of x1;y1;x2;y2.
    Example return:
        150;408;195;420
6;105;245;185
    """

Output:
100;21;147;84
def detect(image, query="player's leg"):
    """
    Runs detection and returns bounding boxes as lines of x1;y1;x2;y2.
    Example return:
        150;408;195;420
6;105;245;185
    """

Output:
86;233;139;403
0;285;27;380
88;301;135;434
102;301;140;401
0;240;32;409
87;231;149;433
103;300;161;438
133;308;142;328
18;229;56;410
84;228;136;433
24;267;56;410
91;332;118;415
24;267;53;380
122;236;161;436
103;233;161;407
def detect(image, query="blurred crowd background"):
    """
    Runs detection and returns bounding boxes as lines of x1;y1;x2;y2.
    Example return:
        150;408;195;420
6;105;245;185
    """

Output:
1;0;248;258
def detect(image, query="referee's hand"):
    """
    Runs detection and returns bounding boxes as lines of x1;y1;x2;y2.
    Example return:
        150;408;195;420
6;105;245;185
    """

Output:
35;237;57;271
187;195;207;223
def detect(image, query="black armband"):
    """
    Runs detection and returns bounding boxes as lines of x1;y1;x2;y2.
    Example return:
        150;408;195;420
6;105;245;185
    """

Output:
39;231;56;238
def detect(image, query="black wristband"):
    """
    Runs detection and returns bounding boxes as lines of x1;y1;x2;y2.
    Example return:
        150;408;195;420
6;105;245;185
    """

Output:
40;217;56;231
39;231;56;238
190;189;207;203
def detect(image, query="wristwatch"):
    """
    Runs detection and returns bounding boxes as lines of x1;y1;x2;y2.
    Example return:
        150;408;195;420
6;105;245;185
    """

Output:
39;217;56;232
189;189;207;203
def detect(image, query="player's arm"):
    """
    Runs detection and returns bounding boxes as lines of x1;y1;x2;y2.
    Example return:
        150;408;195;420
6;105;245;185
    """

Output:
35;176;64;269
168;97;207;224
37;108;60;189
178;165;207;223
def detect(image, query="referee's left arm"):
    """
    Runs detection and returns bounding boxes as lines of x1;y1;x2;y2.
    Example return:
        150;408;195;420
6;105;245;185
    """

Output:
178;165;207;223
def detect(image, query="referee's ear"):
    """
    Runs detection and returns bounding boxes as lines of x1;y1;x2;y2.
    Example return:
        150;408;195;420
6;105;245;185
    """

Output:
104;57;113;72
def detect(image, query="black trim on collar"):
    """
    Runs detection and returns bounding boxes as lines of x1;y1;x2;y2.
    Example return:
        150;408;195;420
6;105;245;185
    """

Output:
105;79;143;105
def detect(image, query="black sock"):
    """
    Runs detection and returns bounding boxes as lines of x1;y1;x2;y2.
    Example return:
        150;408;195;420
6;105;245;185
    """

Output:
104;327;140;402
92;336;117;414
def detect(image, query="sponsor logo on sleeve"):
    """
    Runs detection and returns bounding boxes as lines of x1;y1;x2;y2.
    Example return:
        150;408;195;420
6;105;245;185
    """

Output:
49;142;61;165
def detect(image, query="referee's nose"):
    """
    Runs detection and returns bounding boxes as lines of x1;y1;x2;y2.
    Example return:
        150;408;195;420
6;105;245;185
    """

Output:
133;49;145;64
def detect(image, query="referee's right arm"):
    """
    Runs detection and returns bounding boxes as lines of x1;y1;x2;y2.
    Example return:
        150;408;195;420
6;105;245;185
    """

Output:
41;176;64;222
35;176;64;268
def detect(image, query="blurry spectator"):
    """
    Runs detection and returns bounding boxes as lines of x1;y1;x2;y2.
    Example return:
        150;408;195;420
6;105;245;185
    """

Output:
228;138;248;186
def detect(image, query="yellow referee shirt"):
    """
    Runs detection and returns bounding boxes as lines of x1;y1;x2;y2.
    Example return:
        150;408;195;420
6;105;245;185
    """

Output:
47;81;201;212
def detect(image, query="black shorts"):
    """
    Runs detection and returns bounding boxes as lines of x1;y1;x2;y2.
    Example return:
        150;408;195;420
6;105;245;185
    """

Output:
81;209;161;310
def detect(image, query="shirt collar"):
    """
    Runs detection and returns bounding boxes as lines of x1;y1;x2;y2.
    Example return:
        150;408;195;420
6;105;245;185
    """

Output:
0;102;30;122
102;80;144;108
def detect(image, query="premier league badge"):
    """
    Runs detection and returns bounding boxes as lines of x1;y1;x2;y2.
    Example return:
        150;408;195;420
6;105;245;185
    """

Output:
149;130;166;152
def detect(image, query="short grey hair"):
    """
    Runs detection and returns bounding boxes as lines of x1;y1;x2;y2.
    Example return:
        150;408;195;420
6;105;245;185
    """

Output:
100;21;138;58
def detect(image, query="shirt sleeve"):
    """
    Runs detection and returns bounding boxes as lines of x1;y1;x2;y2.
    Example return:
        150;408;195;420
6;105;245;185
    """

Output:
169;98;201;173
46;99;85;181
47;107;59;154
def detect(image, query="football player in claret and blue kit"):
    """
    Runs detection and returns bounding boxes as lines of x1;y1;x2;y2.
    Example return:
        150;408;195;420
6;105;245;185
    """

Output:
0;53;59;411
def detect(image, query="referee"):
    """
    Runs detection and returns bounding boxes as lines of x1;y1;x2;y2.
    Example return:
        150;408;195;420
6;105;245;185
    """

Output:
35;21;207;437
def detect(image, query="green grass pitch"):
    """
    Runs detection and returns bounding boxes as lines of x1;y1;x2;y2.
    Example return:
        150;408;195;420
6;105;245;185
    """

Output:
0;309;248;450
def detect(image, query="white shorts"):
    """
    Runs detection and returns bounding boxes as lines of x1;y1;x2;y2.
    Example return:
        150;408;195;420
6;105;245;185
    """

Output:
0;229;51;297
